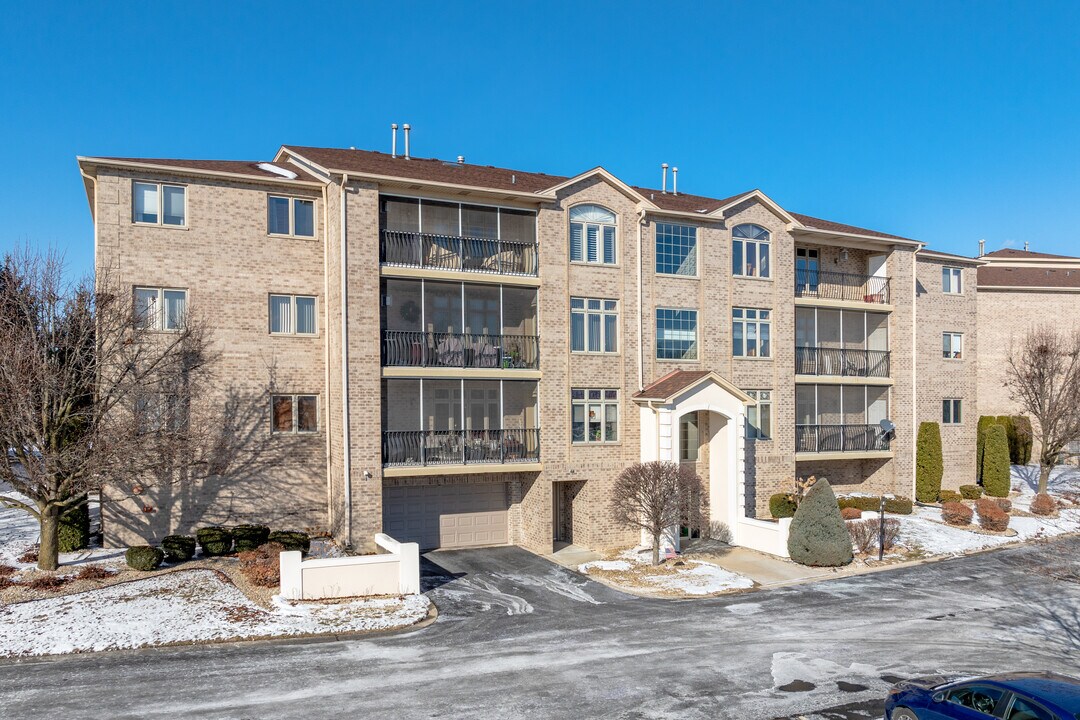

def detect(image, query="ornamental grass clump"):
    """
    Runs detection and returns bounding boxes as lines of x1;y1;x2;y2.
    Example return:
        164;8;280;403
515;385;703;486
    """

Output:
941;501;973;526
787;479;852;567
975;498;1010;532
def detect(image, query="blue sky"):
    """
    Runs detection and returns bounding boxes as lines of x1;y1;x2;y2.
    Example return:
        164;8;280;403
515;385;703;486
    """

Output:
2;1;1079;276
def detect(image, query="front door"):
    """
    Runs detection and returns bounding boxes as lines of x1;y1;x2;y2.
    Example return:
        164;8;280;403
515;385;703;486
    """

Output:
553;482;580;545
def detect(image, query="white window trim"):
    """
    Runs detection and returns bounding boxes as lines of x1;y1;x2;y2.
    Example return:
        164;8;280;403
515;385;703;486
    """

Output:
655;307;699;361
132;180;187;228
269;294;318;336
571;388;620;444
732;224;772;279
943;266;964;295
570;297;619;354
943;331;964;360
569;205;618;267
134;286;187;332
268;195;317;238
732;307;772;359
745;390;772;440
655;222;700;278
942;398;963;425
271;394;319;434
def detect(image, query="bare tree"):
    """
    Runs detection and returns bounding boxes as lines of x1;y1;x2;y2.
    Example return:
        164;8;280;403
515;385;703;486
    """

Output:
0;247;227;570
1005;326;1080;493
610;461;707;565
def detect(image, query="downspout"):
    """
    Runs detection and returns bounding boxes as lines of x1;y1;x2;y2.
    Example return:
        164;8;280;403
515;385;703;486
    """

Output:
78;166;99;271
910;247;918;500
322;181;333;531
340;174;353;546
637;207;646;391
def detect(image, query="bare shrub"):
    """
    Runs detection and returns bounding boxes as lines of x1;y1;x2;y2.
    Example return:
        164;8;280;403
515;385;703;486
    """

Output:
1030;493;1058;516
26;574;72;591
238;542;285;587
975;498;1010;532
881;518;901;552
941;501;973;526
847;520;876;554
993;497;1012;513
0;564;16;577
841;507;863;520
17;546;38;564
74;565;114;581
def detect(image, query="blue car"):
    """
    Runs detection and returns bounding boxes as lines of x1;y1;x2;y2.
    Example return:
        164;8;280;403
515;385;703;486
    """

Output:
885;672;1080;720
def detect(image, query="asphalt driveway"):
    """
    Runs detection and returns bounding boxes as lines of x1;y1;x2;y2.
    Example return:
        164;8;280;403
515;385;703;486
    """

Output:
1;539;1078;719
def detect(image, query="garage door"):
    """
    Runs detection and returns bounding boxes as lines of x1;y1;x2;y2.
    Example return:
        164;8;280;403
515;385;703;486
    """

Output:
382;483;509;550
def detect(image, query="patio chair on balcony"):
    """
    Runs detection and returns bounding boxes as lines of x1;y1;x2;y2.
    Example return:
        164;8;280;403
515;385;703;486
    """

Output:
436;336;465;366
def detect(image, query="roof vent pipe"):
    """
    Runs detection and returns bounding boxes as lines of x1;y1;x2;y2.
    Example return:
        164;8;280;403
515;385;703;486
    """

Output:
1024;241;1030;252
457;155;465;164
672;167;678;196
979;239;985;256
403;124;411;159
391;123;398;158
661;163;668;194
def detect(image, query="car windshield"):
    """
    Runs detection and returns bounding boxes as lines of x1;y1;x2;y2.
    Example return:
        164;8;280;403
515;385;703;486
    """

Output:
947;685;1005;716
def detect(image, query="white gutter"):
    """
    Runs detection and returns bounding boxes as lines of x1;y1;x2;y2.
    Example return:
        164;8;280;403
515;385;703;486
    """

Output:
76;157;324;188
637;206;646;391
340;173;353;547
322;180;333;531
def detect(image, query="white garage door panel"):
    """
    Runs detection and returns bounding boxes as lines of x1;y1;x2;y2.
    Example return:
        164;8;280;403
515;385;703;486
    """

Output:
383;483;509;550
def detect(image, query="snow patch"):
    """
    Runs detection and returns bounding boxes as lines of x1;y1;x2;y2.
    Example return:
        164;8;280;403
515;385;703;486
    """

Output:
643;561;754;596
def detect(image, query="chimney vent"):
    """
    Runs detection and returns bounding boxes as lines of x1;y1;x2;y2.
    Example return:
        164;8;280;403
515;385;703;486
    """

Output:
979;239;985;256
672;167;679;196
391;123;398;158
661;163;668;194
403;123;411;159
1024;241;1030;252
511;174;516;184
457;155;465;164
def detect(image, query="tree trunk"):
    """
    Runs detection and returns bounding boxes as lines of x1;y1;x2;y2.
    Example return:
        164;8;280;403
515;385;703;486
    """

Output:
1039;462;1052;495
651;534;660;566
38;506;60;571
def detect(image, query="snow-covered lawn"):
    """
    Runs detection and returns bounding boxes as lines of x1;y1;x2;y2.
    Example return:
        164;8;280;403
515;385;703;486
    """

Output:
580;547;754;597
0;568;430;657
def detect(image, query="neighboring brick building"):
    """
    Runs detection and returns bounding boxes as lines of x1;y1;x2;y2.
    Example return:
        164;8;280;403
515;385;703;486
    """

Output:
79;143;1019;555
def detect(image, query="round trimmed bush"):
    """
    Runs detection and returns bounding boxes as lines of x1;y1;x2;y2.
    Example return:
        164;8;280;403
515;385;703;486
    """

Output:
787;479;853;567
1030;493;1057;516
939;490;962;504
840;507;863;520
267;530;310;553
58;498;91;553
196;527;234;556
769;493;798;519
838;495;881;512
941;501;973;526
126;545;164;571
975;498;1009;532
232;525;270;553
981;425;1011;498
883;497;913;515
960;484;983;500
162;535;196;563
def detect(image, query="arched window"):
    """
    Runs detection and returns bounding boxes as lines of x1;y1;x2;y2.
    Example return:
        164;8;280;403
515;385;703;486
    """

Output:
732;223;771;278
570;205;617;265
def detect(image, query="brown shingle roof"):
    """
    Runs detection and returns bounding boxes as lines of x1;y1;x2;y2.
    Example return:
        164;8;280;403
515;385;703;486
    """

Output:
631;187;751;214
790;212;914;242
977;266;1080;288
633;370;713;400
94;157;323;182
282;146;566;195
983;248;1079;260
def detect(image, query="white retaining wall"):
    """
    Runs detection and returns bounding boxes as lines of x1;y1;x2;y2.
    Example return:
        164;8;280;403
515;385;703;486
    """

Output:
279;533;421;601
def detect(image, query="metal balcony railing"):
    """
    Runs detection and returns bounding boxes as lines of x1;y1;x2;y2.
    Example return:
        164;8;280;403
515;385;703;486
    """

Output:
794;347;891;378
382;428;541;467
795;424;892;453
380;229;539;277
381;331;539;369
795;269;891;304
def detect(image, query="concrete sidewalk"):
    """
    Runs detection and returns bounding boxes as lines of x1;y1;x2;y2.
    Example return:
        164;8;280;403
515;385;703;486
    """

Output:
681;541;837;587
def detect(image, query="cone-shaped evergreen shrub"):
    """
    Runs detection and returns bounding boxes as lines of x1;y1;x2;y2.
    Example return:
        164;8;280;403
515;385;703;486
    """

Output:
982;425;1011;497
976;416;997;482
1013;416;1033;465
58;498;91;552
769;493;797;518
915;422;943;503
787;479;852;567
996;415;1019;464
162;535;196;563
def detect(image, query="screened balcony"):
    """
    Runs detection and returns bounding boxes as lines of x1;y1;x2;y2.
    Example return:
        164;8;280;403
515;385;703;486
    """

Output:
795;384;891;454
795;269;891;304
795;307;890;378
380;279;538;369
379;195;538;277
795;424;891;453
381;379;540;468
795;348;890;378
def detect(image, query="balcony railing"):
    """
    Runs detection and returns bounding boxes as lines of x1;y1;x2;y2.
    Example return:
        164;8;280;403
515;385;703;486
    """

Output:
382;331;539;369
795;269;891;304
380;229;538;277
795;347;891;378
382;428;541;467
795;424;891;453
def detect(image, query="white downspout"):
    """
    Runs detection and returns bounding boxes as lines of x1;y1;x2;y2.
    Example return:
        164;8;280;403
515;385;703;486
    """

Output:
340;173;353;546
322;181;333;531
910;247;918;500
637;207;646;391
79;167;99;270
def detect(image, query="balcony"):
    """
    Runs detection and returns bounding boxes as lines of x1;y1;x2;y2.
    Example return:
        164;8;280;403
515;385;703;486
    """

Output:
382;428;540;467
795;269;891;305
380;230;538;277
382;331;539;369
795;347;890;378
795;424;891;454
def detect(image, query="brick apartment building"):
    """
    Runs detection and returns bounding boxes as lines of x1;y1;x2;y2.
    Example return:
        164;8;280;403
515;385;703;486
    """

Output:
76;142;1065;555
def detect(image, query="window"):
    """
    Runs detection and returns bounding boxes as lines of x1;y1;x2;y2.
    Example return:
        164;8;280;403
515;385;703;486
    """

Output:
945;685;1004;716
135;392;188;434
679;414;699;461
1004;695;1055;720
943;332;963;359
133;287;186;331
272;394;319;434
943;266;963;294
571;389;619;443
733;224;771;278
268;196;315;237
269;294;317;335
569;205;617;265
133;181;185;226
943;398;962;424
656;308;698;360
570;297;618;353
732;308;771;358
656;223;698;276
746;390;772;439
795;247;819;291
